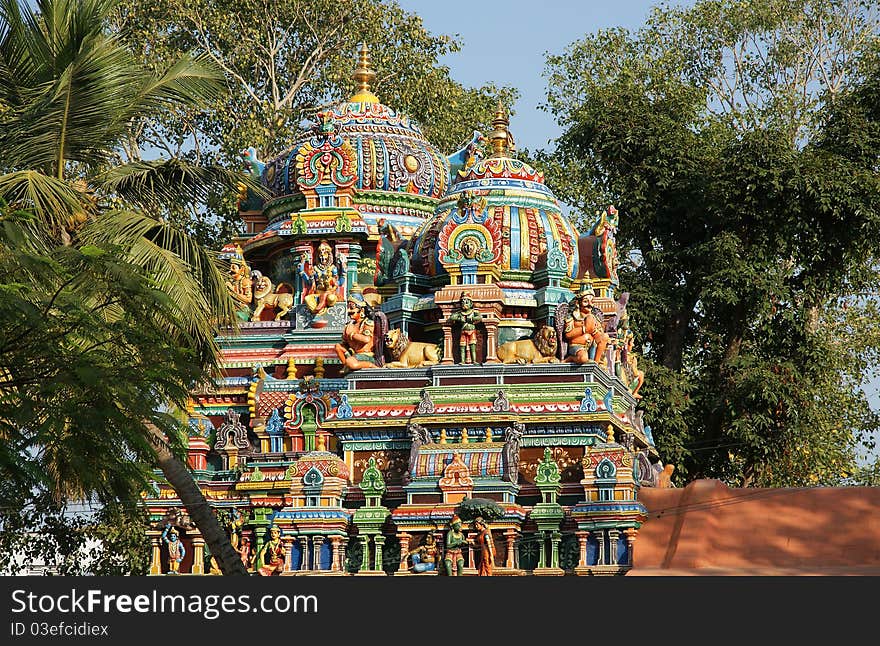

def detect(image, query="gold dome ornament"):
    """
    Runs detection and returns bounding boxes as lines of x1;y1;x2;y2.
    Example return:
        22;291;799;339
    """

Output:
489;100;516;158
349;43;379;104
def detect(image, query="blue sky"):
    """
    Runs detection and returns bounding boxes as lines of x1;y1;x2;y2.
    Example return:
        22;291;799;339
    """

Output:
396;0;692;152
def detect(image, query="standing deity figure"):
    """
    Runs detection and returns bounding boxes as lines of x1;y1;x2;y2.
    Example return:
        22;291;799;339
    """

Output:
258;526;284;576
444;516;467;576
448;294;483;364
408;533;439;573
162;524;185;574
564;281;609;367
334;293;378;372
473;517;495;576
299;240;343;315
225;246;253;315
618;320;645;399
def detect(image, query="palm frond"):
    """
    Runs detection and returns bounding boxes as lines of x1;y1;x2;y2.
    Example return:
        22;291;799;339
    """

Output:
96;158;265;213
78;208;238;360
0;170;83;232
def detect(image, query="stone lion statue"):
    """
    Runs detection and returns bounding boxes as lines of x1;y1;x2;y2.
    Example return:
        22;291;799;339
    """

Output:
384;328;441;368
497;325;560;364
251;271;294;321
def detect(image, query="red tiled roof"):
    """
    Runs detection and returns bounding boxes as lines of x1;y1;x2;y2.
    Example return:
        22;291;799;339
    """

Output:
630;479;880;575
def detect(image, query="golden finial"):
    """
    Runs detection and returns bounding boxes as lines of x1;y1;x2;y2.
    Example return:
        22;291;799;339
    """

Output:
606;424;615;444
461;428;469;444
350;43;379;104
313;357;324;380
439;428;448;444
489;100;512;158
485;427;493;443
316;434;326;452
286;356;296;379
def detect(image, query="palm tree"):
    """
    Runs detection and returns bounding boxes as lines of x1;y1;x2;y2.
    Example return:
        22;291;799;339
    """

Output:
0;0;255;575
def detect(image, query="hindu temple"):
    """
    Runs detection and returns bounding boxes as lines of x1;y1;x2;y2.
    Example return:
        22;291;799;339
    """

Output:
143;45;670;576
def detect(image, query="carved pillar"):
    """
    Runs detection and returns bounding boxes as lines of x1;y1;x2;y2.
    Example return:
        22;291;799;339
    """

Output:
467;531;476;569
577;531;589;568
312;536;324;571
550;531;561;570
624;528;638;566
608;529;620;565
441;321;454;365
374;535;386;571
148;533;162;575
191;536;205;575
344;243;361;299
537;532;546;569
359;535;370;572
282;536;295;573
597;531;606;566
398;533;411;572
300;537;309;571
484;319;500;363
504;530;517;569
330;536;342;572
293;242;314;306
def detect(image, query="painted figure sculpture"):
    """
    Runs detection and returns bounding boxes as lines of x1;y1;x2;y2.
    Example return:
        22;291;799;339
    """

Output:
564;281;609;367
335;294;378;372
448;294;482;364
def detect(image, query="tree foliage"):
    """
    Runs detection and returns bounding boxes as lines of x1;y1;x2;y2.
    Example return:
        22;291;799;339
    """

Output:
0;0;250;574
114;0;518;246
542;0;880;487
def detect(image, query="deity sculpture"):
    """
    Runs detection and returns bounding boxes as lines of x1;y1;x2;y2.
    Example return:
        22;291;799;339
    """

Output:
334;293;378;372
258;525;284;576
299;240;343;315
473;516;495;576
444;516;467;576
162;524;185;574
448;294;483;364
564;281;609;367
225;246;253;319
617;318;645;399
408;533;439;573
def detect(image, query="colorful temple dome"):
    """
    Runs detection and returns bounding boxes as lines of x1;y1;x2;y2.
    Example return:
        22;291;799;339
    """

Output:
260;45;449;238
409;104;579;279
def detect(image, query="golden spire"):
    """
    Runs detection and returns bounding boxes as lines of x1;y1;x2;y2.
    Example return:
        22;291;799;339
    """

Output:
489;100;512;158
349;43;379;104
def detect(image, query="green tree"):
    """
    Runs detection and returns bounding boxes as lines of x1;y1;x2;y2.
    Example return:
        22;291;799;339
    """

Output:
0;0;253;574
542;0;880;487
115;0;518;246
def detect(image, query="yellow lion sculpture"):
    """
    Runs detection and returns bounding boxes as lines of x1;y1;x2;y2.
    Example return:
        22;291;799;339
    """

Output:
497;325;559;364
384;328;441;368
251;271;294;321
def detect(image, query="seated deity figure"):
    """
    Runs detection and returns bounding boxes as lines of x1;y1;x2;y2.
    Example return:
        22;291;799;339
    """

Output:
408;533;439;573
258;525;284;576
299;240;342;315
334;294;378;373
564;281;609;367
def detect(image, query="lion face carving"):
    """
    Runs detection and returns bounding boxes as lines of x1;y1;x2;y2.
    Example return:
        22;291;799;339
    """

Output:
497;325;559;364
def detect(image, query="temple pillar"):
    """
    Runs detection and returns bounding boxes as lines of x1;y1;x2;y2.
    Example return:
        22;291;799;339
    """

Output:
597;531;606;566
344;243;361;299
537;533;547;569
441;322;454;365
300;537;310;571
608;529;620;565
282;536;295;574
359;535;370;573
330;536;342;572
191;536;205;575
148;533;162;575
504;530;517;569
624;528;638;566
550;531;561;570
577;531;589;569
467;531;476;570
373;535;385;571
484;319;500;364
397;533;411;573
312;536;324;571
